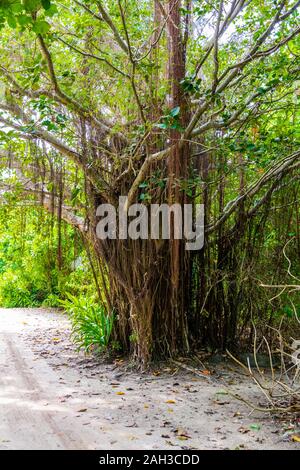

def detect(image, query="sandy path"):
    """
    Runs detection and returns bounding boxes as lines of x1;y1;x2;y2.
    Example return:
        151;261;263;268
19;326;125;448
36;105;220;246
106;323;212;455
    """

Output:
0;308;298;450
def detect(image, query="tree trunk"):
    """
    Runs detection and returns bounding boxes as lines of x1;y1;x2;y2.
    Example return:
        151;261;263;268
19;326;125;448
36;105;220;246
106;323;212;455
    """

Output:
166;0;191;356
89;0;193;365
92;233;192;365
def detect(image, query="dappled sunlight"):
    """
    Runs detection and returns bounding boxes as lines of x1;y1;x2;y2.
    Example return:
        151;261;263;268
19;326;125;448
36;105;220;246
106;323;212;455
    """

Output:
0;308;68;334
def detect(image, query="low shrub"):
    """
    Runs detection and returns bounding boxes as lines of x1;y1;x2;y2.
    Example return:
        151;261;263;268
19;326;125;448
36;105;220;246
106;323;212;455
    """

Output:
59;293;114;353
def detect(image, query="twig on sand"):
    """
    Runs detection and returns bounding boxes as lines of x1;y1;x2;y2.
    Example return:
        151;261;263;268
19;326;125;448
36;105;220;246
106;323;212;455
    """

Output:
170;359;215;382
227;390;300;414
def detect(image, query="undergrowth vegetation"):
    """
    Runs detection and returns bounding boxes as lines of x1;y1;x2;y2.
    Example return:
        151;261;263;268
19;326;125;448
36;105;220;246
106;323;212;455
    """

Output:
0;206;95;307
59;293;114;353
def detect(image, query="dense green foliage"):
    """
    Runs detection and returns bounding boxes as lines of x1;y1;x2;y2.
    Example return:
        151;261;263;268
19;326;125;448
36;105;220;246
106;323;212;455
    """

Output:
0;205;95;307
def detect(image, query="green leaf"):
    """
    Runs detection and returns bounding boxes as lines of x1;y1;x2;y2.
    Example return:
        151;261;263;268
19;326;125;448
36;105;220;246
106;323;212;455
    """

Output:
71;187;81;203
32;20;50;34
250;424;261;431
7;15;17;29
169;106;180;117
156;122;168;130
170;122;183;131
41;0;51;9
257;86;268;95
41;119;57;131
23;0;41;12
283;306;293;318
44;4;58;17
10;2;24;13
17;15;32;27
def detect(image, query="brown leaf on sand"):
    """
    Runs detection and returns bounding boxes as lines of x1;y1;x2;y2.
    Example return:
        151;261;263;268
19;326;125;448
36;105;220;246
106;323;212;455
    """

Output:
238;426;250;434
176;428;191;439
52;337;61;342
213;399;230;405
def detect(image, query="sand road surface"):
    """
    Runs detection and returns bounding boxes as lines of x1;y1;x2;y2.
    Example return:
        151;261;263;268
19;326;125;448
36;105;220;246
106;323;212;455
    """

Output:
0;308;298;450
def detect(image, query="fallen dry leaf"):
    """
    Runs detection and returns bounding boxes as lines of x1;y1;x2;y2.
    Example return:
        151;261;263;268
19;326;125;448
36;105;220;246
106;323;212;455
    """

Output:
238;426;250;434
291;435;300;442
114;359;124;365
162;421;171;427
176;428;191;439
165;399;176;404
165;440;176;447
213;400;230;405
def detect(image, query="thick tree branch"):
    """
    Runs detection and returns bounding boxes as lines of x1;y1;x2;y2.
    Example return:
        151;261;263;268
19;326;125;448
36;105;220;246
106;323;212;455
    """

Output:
96;1;129;53
0;114;82;164
37;34;112;133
